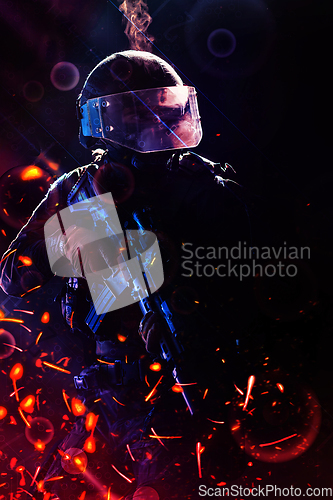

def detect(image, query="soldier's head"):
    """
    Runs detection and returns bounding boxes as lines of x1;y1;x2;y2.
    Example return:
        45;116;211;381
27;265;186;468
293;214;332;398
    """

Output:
77;50;202;171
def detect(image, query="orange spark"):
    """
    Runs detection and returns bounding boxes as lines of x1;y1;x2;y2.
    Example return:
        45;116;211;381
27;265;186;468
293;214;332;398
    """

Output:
149;362;161;372
71;398;86;416
30;465;41;487
112;396;126;406
107;487;111;500
21;285;41;296
243;375;255;411
42;361;71;374
148;434;182;439
117;334;127;342
20;324;31;332
96;359;115;365
20;395;35;413
18;408;31;427
126;444;135;461
13;309;34;315
0;249;16;266
35;332;43;345
41;312;50;324
18;256;32;266
207;418;225;424
150;427;168;450
0;407;7;419
203;388;208;399
276;383;284;393
196;442;202;478
145;375;163;402
62;390;71;413
0;318;23;324
45;476;64;482
259;433;298;447
3;343;23;352
1;229;6;237
234;383;244;395
78;492;87;500
111;464;134;484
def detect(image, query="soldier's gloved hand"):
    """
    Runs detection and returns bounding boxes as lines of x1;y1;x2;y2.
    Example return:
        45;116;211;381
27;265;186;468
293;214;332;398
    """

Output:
139;311;163;355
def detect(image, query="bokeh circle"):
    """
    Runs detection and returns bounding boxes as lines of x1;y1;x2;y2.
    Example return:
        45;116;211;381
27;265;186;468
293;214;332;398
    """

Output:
0;329;16;359
0;165;53;229
25;417;55;446
207;29;237;58
23;81;44;102
50;62;80;91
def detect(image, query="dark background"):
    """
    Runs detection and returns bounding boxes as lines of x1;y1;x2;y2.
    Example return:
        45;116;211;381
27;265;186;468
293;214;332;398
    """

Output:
0;0;332;497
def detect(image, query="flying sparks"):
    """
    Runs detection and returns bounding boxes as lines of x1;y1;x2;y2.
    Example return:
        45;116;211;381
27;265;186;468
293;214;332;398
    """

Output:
10;363;23;402
0;318;23;324
42;361;71;374
3;343;23;352
243;375;255;411
145;375;163;402
111;464;134;484
259;433;298;447
150;427;168;450
196;441;202;478
126;444;135;461
18;408;31;427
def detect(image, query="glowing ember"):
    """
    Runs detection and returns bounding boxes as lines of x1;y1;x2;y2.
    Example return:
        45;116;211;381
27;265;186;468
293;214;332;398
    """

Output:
41;312;50;324
21;166;43;181
84;436;96;453
71;398;86;416
171;384;183;393
276;383;284;393
85;413;98;432
149;362;162;372
18;256;33;266
117;334;127;342
0;406;7;419
20;395;35;413
10;363;23;402
34;440;45;451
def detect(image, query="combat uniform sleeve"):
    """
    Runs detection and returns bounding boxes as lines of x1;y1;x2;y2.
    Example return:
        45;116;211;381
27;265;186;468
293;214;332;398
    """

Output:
0;167;83;297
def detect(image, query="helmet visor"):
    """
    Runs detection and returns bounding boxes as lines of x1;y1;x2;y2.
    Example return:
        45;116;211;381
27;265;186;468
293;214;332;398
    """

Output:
80;86;202;153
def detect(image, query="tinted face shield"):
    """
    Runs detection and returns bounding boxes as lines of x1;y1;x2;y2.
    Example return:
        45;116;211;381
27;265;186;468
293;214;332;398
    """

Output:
80;86;202;153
